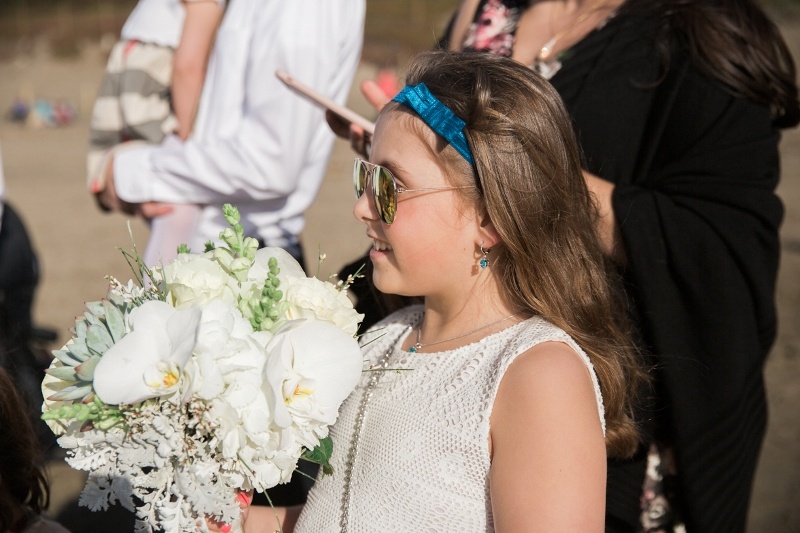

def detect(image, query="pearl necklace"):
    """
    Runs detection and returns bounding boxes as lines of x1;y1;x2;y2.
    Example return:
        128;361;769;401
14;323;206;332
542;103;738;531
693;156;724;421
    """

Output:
409;312;521;353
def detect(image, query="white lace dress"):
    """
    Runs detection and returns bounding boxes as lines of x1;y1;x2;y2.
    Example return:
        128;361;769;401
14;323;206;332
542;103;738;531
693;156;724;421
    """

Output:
295;305;605;532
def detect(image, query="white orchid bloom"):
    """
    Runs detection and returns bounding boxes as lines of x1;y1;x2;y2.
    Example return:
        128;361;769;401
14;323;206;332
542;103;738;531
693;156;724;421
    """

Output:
93;300;201;405
264;319;362;449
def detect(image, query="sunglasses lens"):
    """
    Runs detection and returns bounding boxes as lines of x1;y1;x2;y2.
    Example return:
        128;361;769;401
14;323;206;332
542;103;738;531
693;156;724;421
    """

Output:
353;159;367;199
373;166;397;224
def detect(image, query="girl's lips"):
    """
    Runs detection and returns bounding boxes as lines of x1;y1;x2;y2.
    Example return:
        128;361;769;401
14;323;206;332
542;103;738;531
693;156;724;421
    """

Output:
372;238;392;252
369;240;394;263
366;232;392;252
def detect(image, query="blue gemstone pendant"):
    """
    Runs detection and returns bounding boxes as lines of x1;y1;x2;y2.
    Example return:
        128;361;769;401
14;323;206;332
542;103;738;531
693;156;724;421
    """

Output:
479;257;489;269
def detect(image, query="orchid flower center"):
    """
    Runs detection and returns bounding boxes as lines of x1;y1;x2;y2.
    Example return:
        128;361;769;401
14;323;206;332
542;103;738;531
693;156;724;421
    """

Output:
283;377;314;404
145;361;182;389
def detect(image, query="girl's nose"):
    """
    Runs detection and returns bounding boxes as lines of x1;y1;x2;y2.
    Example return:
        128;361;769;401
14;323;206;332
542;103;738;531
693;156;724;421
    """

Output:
353;184;379;222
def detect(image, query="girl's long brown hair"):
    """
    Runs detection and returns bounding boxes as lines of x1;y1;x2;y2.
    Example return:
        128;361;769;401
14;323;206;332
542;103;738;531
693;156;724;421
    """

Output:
403;50;643;457
0;367;50;530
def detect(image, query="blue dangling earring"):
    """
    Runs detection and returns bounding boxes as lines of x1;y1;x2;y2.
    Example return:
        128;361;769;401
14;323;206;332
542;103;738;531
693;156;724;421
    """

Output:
479;242;490;269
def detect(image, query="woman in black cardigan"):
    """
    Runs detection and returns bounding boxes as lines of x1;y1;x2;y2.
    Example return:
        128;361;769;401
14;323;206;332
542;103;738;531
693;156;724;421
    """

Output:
335;1;799;531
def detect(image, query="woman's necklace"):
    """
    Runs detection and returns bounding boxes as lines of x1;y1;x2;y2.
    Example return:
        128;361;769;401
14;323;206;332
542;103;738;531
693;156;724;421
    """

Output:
409;312;521;353
536;0;612;63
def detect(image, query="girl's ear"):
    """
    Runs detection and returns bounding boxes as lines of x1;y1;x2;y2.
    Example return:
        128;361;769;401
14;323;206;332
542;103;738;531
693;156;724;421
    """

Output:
478;209;502;248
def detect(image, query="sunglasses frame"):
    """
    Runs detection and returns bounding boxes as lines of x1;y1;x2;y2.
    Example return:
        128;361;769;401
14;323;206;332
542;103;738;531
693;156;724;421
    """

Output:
353;158;474;224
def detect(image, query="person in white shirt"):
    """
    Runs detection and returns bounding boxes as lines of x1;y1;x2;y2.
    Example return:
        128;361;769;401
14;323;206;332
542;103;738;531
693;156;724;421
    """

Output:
96;0;367;268
89;0;225;267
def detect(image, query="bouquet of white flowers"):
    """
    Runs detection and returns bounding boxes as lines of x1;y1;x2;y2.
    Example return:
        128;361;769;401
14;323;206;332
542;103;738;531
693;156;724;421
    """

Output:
41;205;364;533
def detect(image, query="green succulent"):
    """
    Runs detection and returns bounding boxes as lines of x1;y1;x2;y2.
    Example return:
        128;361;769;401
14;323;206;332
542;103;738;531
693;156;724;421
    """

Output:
45;291;132;403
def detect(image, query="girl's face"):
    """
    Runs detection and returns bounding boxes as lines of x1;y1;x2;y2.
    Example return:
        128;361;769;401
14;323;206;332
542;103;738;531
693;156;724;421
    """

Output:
354;111;483;300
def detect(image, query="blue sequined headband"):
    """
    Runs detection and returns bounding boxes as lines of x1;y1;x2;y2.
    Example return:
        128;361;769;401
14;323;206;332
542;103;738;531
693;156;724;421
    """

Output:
392;83;475;165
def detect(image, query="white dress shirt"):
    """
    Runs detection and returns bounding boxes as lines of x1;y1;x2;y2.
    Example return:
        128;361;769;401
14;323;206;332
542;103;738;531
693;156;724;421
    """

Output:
114;0;366;254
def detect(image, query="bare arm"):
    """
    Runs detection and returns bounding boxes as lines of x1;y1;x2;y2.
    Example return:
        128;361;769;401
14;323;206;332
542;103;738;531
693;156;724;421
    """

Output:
489;341;606;532
172;0;224;140
584;170;627;266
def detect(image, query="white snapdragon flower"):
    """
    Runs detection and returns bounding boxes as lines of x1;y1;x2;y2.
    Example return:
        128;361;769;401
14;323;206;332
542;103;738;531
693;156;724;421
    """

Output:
92;301;201;405
238;247;309;324
248;247;306;283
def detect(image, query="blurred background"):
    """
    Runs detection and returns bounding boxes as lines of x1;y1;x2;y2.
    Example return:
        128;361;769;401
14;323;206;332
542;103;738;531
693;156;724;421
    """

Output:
0;1;798;531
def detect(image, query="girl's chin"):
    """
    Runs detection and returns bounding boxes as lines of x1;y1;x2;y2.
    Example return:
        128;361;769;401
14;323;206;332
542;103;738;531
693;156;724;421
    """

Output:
370;264;400;296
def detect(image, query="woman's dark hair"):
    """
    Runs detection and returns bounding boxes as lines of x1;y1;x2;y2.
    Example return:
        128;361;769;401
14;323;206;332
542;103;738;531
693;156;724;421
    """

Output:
0;367;50;530
624;0;800;127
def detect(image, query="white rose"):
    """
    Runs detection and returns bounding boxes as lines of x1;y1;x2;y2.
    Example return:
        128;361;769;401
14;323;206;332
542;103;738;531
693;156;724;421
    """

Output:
162;254;238;309
283;277;363;336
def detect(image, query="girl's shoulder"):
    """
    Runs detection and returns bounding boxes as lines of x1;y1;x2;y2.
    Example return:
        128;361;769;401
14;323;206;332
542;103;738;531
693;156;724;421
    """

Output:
491;316;606;435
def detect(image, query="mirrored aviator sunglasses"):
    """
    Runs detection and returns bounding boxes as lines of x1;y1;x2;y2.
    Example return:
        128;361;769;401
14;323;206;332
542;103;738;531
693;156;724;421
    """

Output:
353;158;474;225
353;158;398;224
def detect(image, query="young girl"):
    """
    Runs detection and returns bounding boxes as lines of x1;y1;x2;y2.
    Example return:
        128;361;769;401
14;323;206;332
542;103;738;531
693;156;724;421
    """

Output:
230;50;641;532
